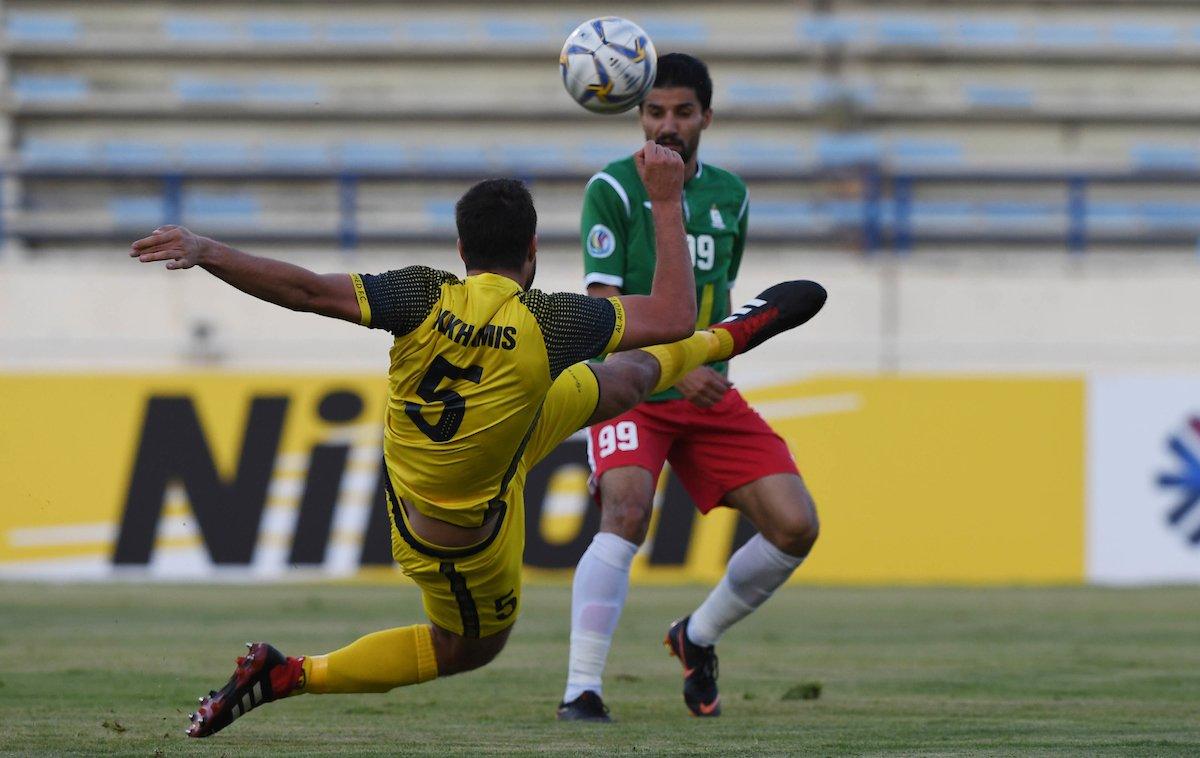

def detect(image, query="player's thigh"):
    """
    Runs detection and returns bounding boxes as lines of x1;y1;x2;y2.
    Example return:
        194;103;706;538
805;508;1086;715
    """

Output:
668;389;802;514
724;472;819;556
595;466;658;539
524;363;602;468
588;403;676;538
585;354;659;427
385;486;524;639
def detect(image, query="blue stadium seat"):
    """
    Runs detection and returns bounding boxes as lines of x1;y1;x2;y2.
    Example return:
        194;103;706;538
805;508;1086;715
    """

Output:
815;133;881;166
260;143;331;168
964;85;1034;109
639;18;710;44
1086;202;1139;230
1034;24;1101;47
579;142;632;169
325;23;399;44
821;199;866;225
182;142;252;167
103;141;169;168
164;16;238;43
403;20;470;42
726;80;803;107
1130;144;1200;171
876;17;943;46
175;77;244;102
252;80;324;102
751;201;816;230
890;140;964;167
7;13;80;42
338;142;411;169
12;74;88;102
412;146;488;170
798;16;864;45
20;140;96;167
110;197;167;225
954;19;1021;47
810;79;875;106
183;193;260;221
424;200;458;230
979;201;1062;226
482;19;554;43
247;19;315;44
495;144;567;171
1110;24;1179;49
909;201;975;227
1140;202;1200;229
726;141;806;171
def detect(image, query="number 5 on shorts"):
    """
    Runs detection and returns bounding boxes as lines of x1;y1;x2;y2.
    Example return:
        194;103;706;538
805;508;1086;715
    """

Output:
597;420;639;458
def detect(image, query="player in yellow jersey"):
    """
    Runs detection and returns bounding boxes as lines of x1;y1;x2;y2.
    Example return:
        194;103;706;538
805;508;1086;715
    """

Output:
129;142;826;737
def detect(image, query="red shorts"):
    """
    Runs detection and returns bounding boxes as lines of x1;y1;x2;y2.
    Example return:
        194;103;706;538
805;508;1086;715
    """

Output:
586;388;799;514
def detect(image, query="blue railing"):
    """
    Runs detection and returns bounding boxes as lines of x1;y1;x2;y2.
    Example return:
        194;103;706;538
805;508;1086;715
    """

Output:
6;167;1200;254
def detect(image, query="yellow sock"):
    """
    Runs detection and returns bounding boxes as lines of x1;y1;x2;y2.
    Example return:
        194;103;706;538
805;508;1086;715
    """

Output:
638;330;731;395
301;625;438;694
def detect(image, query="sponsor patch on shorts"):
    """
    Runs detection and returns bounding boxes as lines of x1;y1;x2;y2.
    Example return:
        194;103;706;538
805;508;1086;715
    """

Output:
586;224;616;259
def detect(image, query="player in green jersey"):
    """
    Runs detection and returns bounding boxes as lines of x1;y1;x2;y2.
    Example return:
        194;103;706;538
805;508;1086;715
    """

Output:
558;54;822;721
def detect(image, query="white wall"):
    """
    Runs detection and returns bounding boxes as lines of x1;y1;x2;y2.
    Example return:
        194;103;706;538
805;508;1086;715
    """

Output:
2;247;1199;379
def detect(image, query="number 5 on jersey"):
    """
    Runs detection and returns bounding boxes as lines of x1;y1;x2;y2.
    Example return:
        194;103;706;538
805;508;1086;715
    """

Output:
596;420;639;458
405;355;483;442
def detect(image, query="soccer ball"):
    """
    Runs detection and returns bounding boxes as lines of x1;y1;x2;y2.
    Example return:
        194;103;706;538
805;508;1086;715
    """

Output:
560;17;657;114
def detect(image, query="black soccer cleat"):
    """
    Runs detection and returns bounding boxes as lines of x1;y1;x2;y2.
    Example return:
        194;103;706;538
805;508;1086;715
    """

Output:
556;690;612;723
664;616;721;717
186;642;303;738
711;280;827;358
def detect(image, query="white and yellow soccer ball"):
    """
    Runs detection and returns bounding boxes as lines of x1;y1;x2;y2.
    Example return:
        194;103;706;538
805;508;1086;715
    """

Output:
560;17;657;114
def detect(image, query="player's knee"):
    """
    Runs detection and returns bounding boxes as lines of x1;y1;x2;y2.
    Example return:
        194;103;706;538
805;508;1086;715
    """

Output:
599;496;653;544
429;624;510;676
604;355;658;406
765;496;820;558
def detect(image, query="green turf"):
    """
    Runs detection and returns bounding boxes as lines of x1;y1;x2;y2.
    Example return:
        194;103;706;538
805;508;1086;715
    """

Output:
2;583;1198;756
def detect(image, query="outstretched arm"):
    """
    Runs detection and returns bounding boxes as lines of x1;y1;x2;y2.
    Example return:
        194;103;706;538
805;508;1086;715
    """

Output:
609;142;696;351
130;225;361;323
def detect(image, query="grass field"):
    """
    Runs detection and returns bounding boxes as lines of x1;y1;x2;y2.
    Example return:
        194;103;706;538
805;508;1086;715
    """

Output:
2;582;1199;756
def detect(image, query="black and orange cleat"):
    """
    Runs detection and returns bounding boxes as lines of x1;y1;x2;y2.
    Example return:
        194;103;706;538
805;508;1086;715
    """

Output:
555;690;612;723
664;616;721;717
186;642;304;738
711;280;827;358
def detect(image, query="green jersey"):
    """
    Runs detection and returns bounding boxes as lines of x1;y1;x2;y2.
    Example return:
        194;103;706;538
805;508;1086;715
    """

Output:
581;155;748;401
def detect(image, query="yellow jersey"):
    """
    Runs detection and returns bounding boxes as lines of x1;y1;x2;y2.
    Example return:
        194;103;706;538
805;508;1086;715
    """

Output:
351;266;625;527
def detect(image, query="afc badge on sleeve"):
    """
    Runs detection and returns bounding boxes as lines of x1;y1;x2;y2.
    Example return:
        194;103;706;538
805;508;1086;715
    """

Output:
586;224;616;258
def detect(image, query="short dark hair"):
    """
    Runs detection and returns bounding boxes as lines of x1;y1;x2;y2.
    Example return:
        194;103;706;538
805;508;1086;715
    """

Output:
455;178;537;271
652;52;712;111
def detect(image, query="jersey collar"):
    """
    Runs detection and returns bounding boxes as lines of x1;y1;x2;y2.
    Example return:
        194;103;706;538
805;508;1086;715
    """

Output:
468;271;525;292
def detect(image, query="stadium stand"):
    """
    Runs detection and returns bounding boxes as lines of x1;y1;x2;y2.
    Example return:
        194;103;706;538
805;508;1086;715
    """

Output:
2;1;1199;255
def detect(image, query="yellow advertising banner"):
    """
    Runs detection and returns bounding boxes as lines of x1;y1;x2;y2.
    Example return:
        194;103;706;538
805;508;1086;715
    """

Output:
0;374;1084;583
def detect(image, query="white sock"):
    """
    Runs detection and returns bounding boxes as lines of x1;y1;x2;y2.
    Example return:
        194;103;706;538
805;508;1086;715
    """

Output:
563;532;639;702
687;534;805;647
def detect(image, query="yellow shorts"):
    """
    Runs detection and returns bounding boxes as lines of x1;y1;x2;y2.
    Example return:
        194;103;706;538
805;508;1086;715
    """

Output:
386;363;600;638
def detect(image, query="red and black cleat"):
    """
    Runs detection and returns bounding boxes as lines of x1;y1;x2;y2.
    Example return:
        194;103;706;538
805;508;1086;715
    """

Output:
664;616;721;717
186;642;303;738
711;280;827;358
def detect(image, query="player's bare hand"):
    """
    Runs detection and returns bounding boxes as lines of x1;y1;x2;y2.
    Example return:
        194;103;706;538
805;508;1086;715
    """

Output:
675;366;732;408
634;140;684;202
129;225;209;270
